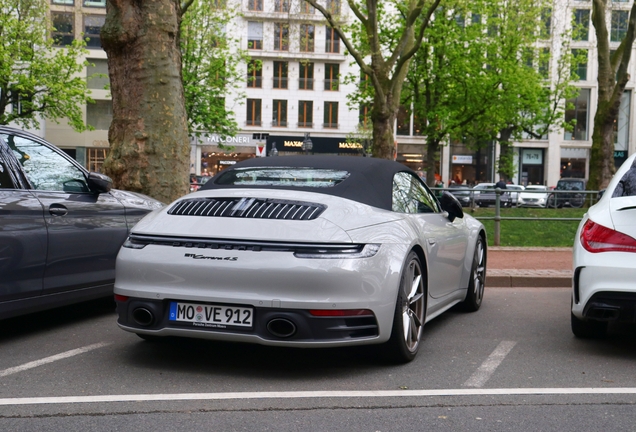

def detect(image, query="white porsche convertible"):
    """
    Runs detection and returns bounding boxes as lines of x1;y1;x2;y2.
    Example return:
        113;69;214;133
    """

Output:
114;156;487;362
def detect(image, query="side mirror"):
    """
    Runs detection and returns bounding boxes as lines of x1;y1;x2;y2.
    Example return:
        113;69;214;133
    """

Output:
439;191;464;222
87;172;113;193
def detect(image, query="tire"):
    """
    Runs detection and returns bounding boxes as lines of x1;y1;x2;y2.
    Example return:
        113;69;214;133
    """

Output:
571;194;584;208
384;251;426;363
547;194;559;208
459;236;486;312
571;313;607;338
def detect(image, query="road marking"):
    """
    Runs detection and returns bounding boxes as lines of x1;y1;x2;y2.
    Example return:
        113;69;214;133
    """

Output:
0;342;110;378
1;388;636;406
464;340;517;387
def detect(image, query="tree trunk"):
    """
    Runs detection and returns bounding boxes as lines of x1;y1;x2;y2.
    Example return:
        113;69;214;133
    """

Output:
426;138;441;188
589;101;619;190
370;91;397;159
101;0;190;204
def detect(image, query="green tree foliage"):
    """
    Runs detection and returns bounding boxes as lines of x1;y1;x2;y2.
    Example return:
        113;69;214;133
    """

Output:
181;0;246;139
0;0;92;130
402;0;578;185
588;0;636;190
305;0;442;159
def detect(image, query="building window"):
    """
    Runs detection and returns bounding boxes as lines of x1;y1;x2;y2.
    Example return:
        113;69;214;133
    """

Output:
324;101;338;129
359;104;371;127
273;61;288;89
12;93;32;115
210;0;227;8
299;62;314;90
298;101;313;127
300;1;314;14
83;0;106;7
572;9;590;41
611;10;629;42
396;105;410;136
87;148;108;173
274;0;289;12
324;63;339;91
540;7;551;38
248;0;262;11
274;23;289;51
52;12;74;46
300;24;315;52
326;0;341;14
614;90;631;155
247;60;262;88
87;59;109;90
564;88;590;141
272;100;288;127
325;27;340;53
247;21;263;50
84;15;105;48
52;0;73;4
87;100;113;130
539;48;550;78
571;49;588;81
246;99;262;126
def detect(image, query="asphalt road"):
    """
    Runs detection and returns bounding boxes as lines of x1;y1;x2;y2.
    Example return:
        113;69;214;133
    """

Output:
1;288;635;431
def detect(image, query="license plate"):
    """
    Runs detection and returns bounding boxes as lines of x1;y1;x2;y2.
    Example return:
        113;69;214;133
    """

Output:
169;302;253;328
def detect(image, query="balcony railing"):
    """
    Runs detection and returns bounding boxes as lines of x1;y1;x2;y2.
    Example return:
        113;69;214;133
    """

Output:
298;78;314;90
297;122;313;128
246;76;262;88
324;79;339;91
246;120;262;126
271;120;288;127
323;122;339;129
273;77;289;89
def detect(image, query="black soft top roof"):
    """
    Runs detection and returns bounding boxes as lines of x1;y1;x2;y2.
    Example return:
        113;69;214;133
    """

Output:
200;155;418;211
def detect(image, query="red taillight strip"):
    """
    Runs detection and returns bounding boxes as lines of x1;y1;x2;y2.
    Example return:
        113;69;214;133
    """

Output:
309;309;374;317
114;294;129;302
580;220;636;253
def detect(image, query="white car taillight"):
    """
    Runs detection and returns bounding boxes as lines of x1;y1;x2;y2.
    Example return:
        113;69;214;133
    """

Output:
580;219;636;253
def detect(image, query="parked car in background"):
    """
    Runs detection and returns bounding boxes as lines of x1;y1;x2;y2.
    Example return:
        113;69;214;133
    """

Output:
547;178;586;208
506;184;524;206
0;126;164;320
473;183;512;207
113;156;487;363
189;175;211;192
517;185;549;208
448;183;472;207
571;152;636;338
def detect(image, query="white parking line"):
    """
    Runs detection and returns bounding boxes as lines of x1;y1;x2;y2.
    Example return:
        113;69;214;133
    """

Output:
0;342;110;378
463;340;517;387
1;388;636;406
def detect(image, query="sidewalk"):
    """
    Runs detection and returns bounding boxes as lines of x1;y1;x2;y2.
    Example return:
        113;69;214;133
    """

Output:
486;246;572;288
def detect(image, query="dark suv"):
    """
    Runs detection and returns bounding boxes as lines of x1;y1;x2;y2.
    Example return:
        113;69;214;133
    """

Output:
0;126;164;319
548;178;586;208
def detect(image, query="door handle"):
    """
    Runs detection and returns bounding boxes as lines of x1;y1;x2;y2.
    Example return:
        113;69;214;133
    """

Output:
49;204;68;216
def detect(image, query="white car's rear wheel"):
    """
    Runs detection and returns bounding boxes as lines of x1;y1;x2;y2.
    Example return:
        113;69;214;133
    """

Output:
460;236;486;311
385;251;426;363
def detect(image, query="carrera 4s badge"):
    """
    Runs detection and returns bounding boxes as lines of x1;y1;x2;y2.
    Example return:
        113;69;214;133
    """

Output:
184;253;238;261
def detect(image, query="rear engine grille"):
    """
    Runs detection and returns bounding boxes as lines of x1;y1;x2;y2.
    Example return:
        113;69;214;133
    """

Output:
168;198;326;220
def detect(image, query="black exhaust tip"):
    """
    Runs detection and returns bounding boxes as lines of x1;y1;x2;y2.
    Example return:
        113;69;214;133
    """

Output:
267;318;297;338
132;308;154;326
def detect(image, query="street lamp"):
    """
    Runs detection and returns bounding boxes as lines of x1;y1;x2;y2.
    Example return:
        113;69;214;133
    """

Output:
269;141;279;157
302;133;313;155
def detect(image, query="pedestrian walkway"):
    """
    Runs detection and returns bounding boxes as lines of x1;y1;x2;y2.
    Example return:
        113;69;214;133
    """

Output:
486;246;572;288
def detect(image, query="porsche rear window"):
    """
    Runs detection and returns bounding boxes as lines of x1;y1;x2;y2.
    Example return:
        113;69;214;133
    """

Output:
215;167;350;188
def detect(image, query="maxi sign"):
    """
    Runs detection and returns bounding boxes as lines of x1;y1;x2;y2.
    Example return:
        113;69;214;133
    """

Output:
266;135;364;154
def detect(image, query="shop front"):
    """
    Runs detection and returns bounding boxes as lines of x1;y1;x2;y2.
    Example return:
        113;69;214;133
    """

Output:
519;148;545;186
560;147;588;179
449;141;494;186
265;135;365;156
191;134;259;176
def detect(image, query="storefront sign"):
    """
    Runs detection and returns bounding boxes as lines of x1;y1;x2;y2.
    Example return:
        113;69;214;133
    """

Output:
191;134;253;146
219;160;237;165
267;136;364;154
522;149;543;165
452;155;473;164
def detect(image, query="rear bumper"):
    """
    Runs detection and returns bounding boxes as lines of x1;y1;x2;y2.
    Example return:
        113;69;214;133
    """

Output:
116;297;383;347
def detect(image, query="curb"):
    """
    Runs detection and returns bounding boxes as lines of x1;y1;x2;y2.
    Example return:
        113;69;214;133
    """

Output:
486;275;571;288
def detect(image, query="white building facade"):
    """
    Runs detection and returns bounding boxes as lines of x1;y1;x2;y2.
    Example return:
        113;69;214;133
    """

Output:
41;0;636;188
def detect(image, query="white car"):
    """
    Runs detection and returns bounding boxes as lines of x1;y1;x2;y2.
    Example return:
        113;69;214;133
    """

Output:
506;184;524;206
113;156;487;362
571;152;636;338
517;185;549;208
